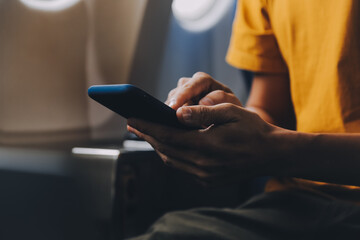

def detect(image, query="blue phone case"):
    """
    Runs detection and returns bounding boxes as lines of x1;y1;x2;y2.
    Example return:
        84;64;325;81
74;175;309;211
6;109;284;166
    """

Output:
88;84;184;128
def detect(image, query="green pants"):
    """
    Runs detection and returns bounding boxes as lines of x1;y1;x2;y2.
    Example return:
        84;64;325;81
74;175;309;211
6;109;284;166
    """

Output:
129;190;360;240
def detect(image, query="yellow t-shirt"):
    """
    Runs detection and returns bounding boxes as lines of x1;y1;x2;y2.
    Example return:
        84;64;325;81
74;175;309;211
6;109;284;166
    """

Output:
226;0;360;201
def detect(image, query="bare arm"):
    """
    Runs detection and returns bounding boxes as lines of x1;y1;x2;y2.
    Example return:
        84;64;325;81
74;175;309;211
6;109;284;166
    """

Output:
271;126;360;186
246;73;295;129
247;73;360;186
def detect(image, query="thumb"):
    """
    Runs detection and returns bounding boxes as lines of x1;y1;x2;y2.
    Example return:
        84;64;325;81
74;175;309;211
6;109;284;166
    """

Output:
177;103;239;127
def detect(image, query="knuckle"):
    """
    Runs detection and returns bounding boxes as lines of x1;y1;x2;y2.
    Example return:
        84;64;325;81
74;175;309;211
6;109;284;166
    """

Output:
178;77;189;86
224;103;240;116
229;104;241;112
222;102;236;110
182;83;192;91
199;106;210;122
212;90;227;98
203;75;213;84
167;89;177;98
197;108;206;123
192;71;207;79
193;72;213;84
215;103;241;121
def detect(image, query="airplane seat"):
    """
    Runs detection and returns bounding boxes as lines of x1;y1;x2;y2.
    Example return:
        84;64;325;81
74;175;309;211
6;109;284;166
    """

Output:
109;148;252;239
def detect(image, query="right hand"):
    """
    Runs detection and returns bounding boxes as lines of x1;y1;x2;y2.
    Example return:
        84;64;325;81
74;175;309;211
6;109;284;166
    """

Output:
165;72;242;110
128;102;276;185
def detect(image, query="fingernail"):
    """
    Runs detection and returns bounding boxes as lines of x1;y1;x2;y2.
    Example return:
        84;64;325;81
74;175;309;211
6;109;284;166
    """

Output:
180;107;192;122
169;99;176;108
201;97;214;106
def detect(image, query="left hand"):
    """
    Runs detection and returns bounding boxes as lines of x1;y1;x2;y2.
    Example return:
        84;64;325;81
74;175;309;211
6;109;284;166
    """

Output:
165;72;242;109
127;103;280;185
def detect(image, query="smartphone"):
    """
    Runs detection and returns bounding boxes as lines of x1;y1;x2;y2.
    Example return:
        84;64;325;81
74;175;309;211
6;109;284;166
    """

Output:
88;84;185;128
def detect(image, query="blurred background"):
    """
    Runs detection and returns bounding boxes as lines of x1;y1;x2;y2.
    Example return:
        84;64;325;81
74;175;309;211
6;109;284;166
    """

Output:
0;0;249;239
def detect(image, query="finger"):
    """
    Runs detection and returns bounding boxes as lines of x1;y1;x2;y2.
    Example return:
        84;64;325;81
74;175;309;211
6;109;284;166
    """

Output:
168;72;232;110
129;123;221;169
165;89;177;105
166;88;195;109
127;118;206;148
127;125;145;140
156;151;220;181
129;122;252;185
153;139;224;168
177;77;191;87
166;93;194;110
176;103;241;127
165;77;191;106
199;90;242;107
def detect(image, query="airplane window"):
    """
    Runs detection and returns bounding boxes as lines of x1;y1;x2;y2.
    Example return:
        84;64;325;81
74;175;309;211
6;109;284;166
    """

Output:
172;0;216;21
19;0;81;11
172;0;235;32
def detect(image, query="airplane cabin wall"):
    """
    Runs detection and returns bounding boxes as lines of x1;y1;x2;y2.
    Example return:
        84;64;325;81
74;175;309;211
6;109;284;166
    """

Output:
0;0;149;145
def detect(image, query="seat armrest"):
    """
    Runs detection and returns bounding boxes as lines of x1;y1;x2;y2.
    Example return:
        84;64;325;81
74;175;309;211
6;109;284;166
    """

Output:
112;149;252;238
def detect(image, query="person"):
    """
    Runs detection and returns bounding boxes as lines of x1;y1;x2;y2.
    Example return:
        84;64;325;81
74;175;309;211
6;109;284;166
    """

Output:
127;0;360;239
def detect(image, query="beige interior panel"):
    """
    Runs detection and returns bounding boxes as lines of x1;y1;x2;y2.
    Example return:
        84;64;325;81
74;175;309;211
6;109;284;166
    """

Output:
0;0;149;145
85;0;148;140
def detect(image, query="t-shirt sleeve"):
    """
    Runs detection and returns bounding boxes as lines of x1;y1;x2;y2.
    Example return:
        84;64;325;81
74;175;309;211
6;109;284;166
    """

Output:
226;0;288;73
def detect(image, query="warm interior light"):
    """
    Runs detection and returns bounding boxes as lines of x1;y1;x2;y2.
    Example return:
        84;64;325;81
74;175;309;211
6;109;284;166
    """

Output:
172;0;216;21
172;0;234;32
20;0;81;12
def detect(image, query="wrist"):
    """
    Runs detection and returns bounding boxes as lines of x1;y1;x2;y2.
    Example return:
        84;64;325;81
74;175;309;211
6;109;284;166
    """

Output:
264;126;313;177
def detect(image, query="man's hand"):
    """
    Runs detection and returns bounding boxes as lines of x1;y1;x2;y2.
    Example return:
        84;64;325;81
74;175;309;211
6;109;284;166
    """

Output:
166;72;242;109
127;103;279;185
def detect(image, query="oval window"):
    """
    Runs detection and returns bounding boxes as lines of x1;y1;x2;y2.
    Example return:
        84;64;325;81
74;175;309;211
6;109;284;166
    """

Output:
20;0;81;11
172;0;234;32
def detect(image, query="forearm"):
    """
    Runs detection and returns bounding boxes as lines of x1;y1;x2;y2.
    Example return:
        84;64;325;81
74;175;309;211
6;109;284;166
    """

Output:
271;128;360;186
246;73;296;129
